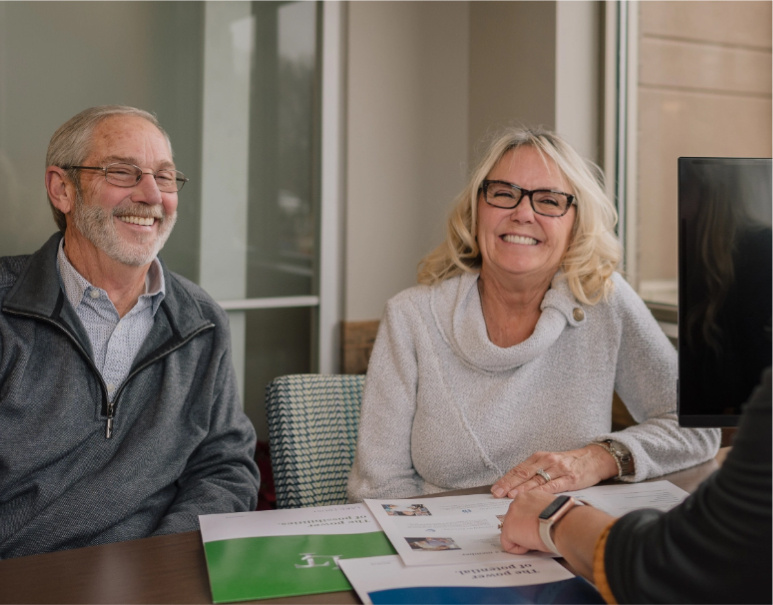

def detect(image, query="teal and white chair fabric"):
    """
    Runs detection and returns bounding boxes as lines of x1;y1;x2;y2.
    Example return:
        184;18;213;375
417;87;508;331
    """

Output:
265;374;365;509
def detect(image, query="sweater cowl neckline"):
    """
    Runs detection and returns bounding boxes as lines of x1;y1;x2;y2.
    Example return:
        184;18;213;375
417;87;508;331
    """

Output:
429;271;581;373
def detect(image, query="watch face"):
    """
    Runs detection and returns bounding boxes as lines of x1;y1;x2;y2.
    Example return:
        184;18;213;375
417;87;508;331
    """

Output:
539;495;571;520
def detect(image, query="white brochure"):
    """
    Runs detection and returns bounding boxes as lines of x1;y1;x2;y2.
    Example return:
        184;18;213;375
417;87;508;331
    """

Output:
366;481;689;567
339;555;604;604
563;480;689;517
365;494;525;566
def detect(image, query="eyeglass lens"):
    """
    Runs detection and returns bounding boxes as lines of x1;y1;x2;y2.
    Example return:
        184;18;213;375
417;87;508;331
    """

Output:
484;181;571;216
104;163;187;192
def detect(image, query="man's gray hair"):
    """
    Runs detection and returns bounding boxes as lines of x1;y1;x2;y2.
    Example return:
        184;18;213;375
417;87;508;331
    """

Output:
46;105;173;233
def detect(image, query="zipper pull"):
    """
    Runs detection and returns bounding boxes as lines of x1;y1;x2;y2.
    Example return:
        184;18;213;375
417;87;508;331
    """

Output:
105;402;115;439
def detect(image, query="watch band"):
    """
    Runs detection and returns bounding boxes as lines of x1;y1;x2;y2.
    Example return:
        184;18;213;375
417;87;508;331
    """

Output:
594;439;634;477
538;495;583;556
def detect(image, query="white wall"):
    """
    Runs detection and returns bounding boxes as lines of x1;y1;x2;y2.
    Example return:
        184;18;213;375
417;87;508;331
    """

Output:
468;1;557;157
556;1;602;160
469;1;601;163
345;1;471;321
344;1;602;322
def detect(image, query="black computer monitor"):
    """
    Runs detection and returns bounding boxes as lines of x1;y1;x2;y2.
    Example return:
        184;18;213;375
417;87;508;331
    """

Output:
677;157;772;428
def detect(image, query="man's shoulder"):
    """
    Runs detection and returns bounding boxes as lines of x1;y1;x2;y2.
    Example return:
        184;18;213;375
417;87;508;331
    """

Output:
0;253;33;291
163;269;228;323
166;269;209;299
0;234;62;292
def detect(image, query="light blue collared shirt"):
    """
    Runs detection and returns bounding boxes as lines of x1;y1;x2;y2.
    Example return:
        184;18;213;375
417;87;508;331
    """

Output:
56;240;165;401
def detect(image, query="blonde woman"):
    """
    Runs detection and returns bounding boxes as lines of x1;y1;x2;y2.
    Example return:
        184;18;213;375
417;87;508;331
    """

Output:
347;127;719;502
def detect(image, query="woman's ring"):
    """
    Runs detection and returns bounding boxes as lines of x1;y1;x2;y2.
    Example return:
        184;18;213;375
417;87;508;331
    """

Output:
536;468;551;484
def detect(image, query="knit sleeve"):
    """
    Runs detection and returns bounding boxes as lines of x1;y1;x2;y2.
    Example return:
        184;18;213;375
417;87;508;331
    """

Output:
347;294;426;501
594;274;720;481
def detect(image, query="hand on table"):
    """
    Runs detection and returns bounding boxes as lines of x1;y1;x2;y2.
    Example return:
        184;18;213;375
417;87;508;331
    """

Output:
499;488;617;579
490;445;618;498
499;490;555;554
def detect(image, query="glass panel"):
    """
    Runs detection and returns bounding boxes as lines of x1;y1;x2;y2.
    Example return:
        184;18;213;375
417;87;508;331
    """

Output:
0;1;204;282
634;1;772;306
247;1;319;299
0;0;322;439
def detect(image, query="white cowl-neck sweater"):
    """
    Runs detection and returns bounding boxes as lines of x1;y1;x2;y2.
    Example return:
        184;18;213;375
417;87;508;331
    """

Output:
347;271;720;501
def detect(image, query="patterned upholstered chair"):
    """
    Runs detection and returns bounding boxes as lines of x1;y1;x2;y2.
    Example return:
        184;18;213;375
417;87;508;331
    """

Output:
265;374;365;509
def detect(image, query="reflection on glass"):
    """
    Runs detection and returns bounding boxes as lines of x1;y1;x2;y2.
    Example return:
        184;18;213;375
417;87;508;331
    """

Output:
0;0;322;441
248;1;319;299
678;158;772;425
0;1;204;281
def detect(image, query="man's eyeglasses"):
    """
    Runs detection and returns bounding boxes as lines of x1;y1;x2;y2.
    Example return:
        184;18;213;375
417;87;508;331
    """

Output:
480;179;574;217
63;162;189;193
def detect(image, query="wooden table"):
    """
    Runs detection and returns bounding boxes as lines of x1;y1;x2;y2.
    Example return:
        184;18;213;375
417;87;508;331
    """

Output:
0;449;727;604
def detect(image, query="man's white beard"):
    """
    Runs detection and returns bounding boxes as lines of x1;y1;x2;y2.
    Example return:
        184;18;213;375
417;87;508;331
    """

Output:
71;185;177;267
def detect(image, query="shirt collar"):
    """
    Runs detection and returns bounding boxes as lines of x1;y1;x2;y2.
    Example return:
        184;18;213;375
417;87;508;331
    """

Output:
56;238;166;315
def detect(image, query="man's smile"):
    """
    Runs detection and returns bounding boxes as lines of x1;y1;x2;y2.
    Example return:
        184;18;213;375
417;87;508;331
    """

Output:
117;215;156;227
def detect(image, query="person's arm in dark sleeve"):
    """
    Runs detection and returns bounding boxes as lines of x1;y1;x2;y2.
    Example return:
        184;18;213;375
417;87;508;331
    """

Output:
604;369;772;604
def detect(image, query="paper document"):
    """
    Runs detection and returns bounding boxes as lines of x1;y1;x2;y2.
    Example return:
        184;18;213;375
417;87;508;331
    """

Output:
366;481;689;568
199;503;395;602
365;494;526;566
563;480;689;517
339;555;603;604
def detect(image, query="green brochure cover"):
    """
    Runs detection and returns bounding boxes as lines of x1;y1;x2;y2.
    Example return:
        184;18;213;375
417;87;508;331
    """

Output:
199;504;396;603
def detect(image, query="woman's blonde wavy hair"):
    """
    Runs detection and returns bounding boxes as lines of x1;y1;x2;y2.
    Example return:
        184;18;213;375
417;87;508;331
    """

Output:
417;126;622;305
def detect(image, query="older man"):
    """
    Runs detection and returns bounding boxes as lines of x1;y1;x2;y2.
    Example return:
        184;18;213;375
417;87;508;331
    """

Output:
0;106;260;558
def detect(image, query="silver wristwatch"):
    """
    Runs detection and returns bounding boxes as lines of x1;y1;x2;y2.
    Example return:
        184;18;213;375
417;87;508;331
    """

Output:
595;439;635;477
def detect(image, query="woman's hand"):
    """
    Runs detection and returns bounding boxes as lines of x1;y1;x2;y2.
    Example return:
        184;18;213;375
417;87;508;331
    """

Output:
500;490;616;582
491;444;618;498
499;490;556;554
